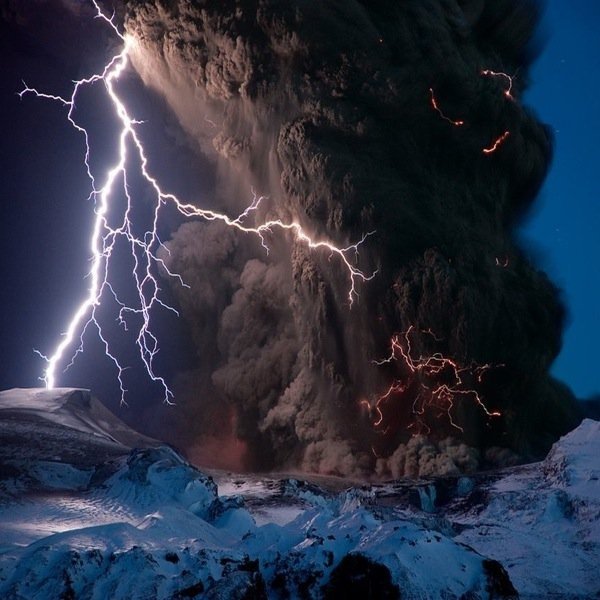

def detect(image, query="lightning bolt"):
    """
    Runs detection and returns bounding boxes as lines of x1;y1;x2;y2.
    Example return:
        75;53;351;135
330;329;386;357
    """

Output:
429;88;465;127
368;326;501;435
22;2;376;404
482;130;511;155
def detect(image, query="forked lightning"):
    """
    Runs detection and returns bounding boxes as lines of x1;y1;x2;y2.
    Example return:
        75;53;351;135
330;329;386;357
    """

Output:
21;2;375;403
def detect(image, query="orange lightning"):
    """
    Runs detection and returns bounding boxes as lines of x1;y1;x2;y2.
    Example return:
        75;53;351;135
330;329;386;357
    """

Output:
430;70;517;155
370;326;501;434
481;69;515;101
483;130;510;154
429;88;465;127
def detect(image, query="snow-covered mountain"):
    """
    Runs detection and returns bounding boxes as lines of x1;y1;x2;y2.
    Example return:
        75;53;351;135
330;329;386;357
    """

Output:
0;388;598;599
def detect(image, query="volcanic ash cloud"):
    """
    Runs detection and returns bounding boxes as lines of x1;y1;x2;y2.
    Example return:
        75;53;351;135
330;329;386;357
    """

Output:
124;0;580;476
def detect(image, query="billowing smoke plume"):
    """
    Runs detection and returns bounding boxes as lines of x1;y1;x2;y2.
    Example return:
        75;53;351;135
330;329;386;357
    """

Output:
124;0;580;477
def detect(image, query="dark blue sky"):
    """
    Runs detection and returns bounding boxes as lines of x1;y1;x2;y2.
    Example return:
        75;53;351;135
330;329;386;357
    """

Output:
0;0;598;402
523;0;600;398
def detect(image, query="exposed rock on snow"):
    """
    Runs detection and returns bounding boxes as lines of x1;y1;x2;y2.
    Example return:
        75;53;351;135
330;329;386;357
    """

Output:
0;389;598;599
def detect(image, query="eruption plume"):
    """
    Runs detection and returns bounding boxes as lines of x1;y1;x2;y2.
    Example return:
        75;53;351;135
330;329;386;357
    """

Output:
121;0;581;475
26;0;581;477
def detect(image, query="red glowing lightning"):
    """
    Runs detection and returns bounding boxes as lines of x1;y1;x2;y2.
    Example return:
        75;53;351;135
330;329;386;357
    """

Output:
368;326;501;434
482;130;510;154
22;2;376;403
481;69;515;101
429;88;465;127
430;69;516;155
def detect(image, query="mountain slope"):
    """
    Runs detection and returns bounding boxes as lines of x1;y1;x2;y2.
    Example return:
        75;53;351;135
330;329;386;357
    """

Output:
0;388;598;599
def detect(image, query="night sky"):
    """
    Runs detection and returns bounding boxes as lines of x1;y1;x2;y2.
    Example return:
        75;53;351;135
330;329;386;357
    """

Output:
0;0;598;411
522;0;600;400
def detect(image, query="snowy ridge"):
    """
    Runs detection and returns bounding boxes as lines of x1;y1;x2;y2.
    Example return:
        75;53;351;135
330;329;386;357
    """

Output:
0;389;598;599
543;418;600;498
0;388;159;449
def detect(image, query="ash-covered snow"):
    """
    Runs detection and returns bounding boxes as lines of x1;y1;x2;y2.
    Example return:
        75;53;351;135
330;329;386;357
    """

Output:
0;389;598;599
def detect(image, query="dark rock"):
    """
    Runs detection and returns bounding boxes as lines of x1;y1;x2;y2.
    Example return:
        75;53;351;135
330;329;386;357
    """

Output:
482;559;518;599
205;570;267;600
322;553;400;600
173;580;205;599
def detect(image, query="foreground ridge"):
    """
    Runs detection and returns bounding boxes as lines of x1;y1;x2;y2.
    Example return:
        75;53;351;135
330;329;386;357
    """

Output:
0;388;598;599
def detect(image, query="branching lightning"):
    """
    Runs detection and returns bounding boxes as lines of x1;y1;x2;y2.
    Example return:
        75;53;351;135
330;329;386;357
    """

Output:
367;326;501;435
22;2;375;403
